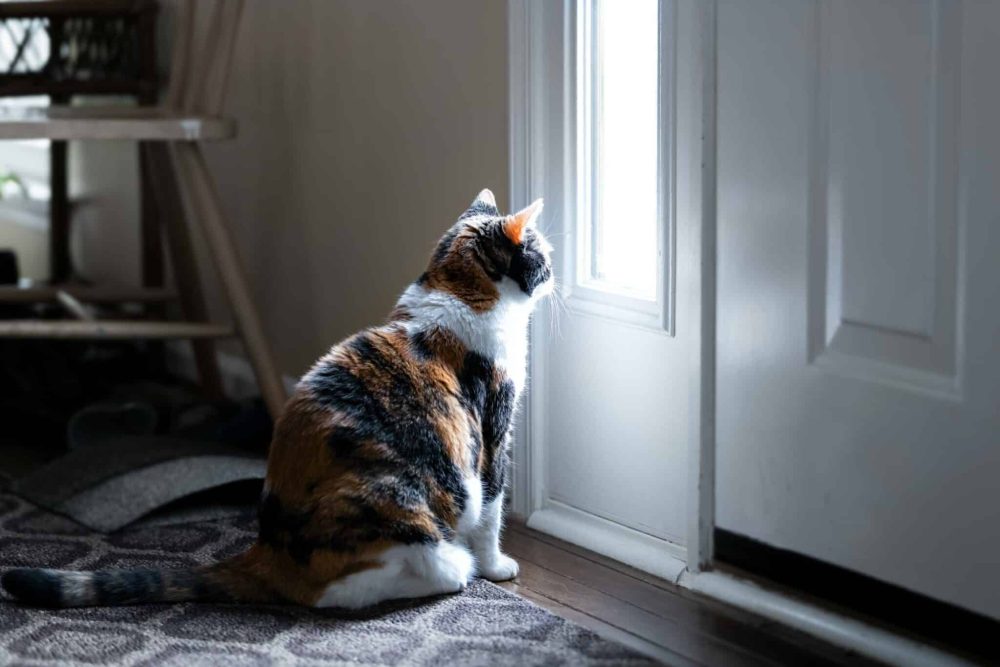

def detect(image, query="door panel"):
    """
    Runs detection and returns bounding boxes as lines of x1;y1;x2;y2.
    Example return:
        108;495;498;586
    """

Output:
814;0;960;387
831;0;946;338
716;0;1000;620
547;314;687;542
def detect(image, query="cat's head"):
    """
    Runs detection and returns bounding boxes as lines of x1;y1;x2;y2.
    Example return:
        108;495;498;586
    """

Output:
418;189;553;312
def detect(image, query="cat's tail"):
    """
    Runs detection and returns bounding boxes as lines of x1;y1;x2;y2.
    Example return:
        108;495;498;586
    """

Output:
1;548;278;608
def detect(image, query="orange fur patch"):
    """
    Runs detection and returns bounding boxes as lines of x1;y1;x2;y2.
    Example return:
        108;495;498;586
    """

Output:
502;214;527;245
421;230;500;312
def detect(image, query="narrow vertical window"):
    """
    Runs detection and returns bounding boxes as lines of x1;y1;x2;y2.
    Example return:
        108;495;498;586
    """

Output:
580;0;662;302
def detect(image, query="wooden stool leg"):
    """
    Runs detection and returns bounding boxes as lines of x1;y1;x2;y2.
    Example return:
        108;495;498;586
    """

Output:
50;139;71;283
139;140;167;375
170;142;287;418
140;142;166;294
141;143;225;400
48;86;71;284
140;142;165;292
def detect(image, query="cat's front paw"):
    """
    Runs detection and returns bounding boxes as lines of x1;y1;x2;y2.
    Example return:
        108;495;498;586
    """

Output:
478;553;519;582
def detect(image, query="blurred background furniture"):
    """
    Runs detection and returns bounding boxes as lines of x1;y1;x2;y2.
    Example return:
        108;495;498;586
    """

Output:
0;0;158;285
0;0;285;418
0;0;282;524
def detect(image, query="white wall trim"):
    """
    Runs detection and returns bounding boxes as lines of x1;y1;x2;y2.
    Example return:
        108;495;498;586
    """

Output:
686;0;717;575
528;502;687;583
678;570;978;667
508;0;570;522
507;0;533;521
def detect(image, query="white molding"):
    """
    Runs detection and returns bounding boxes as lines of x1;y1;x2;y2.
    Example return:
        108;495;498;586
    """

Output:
687;0;717;574
528;502;687;583
507;0;533;520
508;0;575;521
678;570;978;667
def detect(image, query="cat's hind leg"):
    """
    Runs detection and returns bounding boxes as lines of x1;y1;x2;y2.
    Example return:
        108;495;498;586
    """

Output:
314;541;473;609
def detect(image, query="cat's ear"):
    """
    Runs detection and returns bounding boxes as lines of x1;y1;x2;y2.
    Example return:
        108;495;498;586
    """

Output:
474;188;497;209
462;188;500;219
503;198;543;245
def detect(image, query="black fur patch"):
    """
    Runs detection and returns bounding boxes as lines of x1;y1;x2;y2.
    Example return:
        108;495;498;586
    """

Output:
460;200;500;219
408;329;435;360
430;228;460;267
507;243;551;296
258;492;314;562
94;568;164;605
459;352;516;503
458;352;492;419
1;568;63;607
482;379;516;502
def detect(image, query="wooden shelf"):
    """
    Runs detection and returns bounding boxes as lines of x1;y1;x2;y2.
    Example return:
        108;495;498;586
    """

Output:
0;286;178;304
0;106;236;141
0;320;234;339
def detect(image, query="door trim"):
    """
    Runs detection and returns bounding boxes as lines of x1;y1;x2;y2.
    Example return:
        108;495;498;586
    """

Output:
676;569;977;667
529;502;686;582
716;528;998;662
507;0;709;570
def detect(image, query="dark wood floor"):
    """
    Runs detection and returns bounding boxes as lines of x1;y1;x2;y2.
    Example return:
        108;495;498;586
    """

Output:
498;521;883;666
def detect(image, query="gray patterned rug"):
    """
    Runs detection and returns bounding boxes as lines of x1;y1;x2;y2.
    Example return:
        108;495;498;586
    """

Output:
0;492;658;666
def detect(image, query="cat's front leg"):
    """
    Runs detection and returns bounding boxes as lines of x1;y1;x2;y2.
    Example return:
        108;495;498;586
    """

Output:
467;491;519;581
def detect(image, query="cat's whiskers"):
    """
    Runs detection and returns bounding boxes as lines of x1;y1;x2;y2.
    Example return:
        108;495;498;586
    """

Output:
546;279;568;339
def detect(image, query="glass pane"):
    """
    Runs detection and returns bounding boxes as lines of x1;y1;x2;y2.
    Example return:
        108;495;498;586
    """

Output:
588;0;659;299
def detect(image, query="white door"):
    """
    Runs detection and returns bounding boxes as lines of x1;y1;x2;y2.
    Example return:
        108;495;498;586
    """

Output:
715;0;1000;619
512;0;705;579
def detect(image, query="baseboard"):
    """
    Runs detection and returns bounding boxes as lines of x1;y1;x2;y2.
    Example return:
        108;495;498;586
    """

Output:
714;528;997;663
524;499;978;666
676;569;978;667
165;342;300;401
527;501;687;583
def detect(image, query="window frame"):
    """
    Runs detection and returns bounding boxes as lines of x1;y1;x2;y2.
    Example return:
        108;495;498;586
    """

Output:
508;0;686;526
566;0;678;334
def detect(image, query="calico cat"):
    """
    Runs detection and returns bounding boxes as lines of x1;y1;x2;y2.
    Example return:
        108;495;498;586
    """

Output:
2;189;552;609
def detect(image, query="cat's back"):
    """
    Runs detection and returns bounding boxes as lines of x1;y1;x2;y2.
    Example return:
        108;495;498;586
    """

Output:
300;323;465;418
266;323;474;497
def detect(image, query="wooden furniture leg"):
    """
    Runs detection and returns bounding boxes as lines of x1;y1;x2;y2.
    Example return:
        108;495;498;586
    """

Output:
139;140;167;374
141;143;224;400
170;142;286;418
140;142;165;293
49;138;71;283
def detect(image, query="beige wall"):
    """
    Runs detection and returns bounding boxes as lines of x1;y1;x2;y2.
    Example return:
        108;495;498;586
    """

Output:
78;0;509;378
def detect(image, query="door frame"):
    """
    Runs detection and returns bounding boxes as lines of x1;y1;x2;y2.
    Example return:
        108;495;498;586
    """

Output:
507;2;968;664
507;0;717;575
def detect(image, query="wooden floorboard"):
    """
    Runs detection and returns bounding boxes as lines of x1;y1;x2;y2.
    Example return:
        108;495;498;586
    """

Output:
498;580;699;666
502;522;885;667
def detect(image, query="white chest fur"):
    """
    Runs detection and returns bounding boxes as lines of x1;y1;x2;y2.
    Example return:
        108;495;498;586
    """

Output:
397;280;533;392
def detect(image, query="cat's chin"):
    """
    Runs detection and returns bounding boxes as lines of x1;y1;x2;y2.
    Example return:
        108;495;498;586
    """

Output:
496;275;554;308
532;277;556;301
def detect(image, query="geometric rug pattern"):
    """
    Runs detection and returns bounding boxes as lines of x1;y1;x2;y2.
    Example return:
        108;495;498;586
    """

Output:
0;492;660;666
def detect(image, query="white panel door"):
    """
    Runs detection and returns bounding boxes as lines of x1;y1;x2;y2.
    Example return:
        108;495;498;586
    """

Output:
716;0;1000;619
